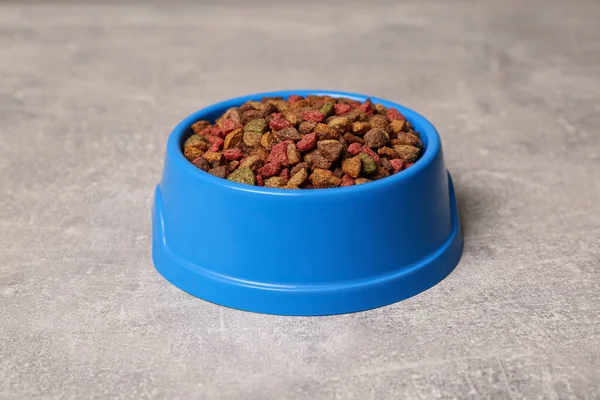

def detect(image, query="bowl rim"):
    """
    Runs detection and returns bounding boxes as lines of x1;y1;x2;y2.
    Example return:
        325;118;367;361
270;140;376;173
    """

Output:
167;90;441;197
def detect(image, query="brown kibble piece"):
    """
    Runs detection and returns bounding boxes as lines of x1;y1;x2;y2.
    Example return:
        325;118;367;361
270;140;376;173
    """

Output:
307;95;325;108
310;151;333;170
261;103;277;116
275;127;303;141
374;103;387;115
243;130;263;147
290;162;309;176
224;128;243;149
303;149;316;164
184;146;204;161
264;177;284;188
311;169;342;188
354;177;372;185
241;110;263;124
290;99;311;109
372;165;390;180
380;157;392;170
299;120;317;135
191;120;211;135
239;102;256;112
370;115;391;133
351;121;371;136
283;110;303;126
239;155;262;172
353;109;369;121
342;156;362;178
393;145;421;162
315;123;340;140
343;132;365;145
364;128;390;148
286;143;301;165
327;116;351;133
203;151;225;167
343;110;362;122
390;119;406;134
378;146;399;159
250;146;270;162
208;166;229;178
392;132;422;148
191;156;211;172
223;108;243;125
288;168;308;187
228;160;240;171
260;131;277;150
317;140;343;162
266;99;288;112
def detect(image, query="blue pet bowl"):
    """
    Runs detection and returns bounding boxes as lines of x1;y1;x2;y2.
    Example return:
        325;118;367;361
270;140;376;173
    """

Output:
152;90;463;316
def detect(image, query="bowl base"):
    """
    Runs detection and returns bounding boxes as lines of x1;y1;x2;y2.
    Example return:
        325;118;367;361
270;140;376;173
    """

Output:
152;174;463;316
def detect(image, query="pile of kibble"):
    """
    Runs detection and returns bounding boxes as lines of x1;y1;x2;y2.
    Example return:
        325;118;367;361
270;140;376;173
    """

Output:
183;95;424;189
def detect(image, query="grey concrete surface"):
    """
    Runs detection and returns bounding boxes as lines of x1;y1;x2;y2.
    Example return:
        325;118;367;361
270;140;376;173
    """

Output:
1;1;599;399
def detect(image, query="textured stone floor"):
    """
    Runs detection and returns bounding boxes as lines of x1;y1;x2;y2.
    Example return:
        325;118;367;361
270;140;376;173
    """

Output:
1;1;599;399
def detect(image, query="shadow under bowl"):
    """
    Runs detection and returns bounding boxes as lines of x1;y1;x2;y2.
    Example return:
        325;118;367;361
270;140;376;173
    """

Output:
152;90;463;316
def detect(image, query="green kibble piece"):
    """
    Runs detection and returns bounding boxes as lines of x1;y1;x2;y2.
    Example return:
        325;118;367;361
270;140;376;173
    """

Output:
184;135;206;148
320;102;334;118
244;118;267;134
358;152;377;175
227;167;256;186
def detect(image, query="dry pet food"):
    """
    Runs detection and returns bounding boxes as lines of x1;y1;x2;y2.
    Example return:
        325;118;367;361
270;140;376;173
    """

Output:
183;95;424;189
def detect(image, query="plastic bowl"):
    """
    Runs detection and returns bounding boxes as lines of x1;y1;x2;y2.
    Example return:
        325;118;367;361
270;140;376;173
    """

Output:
152;90;463;316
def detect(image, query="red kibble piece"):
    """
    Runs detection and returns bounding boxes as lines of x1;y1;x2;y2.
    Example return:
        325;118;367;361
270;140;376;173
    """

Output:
296;132;317;152
347;99;361;109
206;136;224;152
268;140;292;166
302;109;325;122
279;167;290;183
200;125;225;138
361;146;380;163
207;135;222;143
258;162;281;178
341;174;354;187
256;175;264;186
347;142;363;155
359;102;374;116
386;108;406;121
405;162;414;169
221;119;241;134
334;103;352;116
288;95;303;104
223;148;244;161
269;113;291;131
390;158;404;173
198;126;212;137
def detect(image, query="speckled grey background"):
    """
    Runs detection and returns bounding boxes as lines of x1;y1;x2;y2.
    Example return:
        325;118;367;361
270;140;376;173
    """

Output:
1;1;599;399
